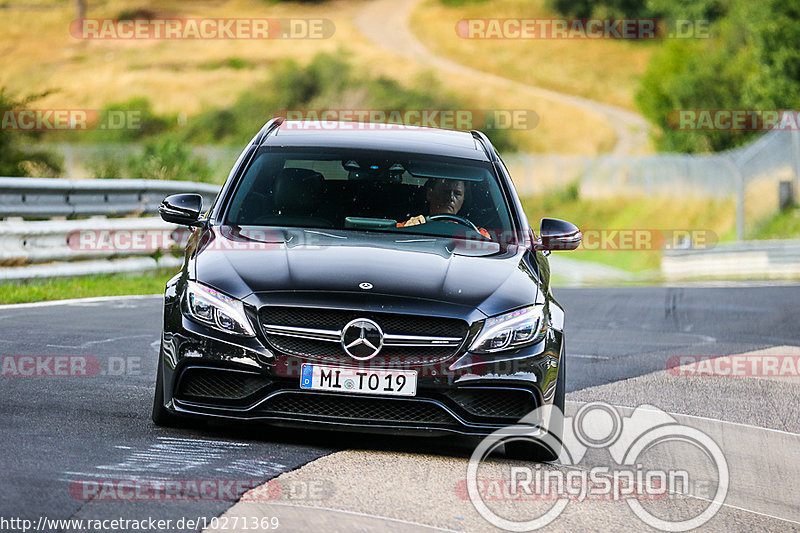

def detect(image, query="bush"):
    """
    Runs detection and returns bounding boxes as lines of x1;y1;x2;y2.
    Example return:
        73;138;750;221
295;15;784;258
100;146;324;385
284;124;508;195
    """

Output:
40;96;174;144
181;51;520;152
126;138;212;181
0;88;63;176
548;0;727;20
116;8;157;21
199;57;255;70
90;139;212;182
92;97;172;142
87;152;126;179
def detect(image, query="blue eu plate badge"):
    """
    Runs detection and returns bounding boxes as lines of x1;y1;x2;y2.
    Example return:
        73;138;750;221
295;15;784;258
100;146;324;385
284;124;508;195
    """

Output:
300;364;314;388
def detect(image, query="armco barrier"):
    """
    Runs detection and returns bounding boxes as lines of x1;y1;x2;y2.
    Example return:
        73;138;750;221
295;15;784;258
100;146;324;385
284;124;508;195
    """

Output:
0;177;219;280
0;217;182;265
662;239;800;280
0;177;219;219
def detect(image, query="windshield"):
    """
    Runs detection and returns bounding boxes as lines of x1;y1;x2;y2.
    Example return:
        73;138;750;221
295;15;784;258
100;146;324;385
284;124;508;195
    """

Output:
224;148;515;242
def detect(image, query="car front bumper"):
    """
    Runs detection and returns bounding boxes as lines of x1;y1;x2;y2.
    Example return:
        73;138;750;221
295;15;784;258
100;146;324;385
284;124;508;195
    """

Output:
158;291;564;437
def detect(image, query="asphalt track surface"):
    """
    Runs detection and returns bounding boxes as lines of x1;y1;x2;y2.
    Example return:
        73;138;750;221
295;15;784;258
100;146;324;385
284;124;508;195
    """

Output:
1;285;799;531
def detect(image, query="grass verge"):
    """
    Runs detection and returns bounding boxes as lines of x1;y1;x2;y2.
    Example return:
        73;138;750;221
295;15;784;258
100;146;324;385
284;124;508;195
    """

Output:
0;269;174;305
522;185;800;273
521;190;736;272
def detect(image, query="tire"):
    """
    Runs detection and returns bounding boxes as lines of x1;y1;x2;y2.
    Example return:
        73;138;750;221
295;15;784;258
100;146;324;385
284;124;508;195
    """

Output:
151;347;192;428
505;343;566;462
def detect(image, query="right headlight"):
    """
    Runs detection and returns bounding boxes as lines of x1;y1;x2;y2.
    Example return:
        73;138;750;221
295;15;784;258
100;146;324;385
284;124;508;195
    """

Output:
470;305;546;353
183;280;255;337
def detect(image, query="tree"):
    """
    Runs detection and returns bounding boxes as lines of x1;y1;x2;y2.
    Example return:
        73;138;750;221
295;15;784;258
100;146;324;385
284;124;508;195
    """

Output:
635;0;800;152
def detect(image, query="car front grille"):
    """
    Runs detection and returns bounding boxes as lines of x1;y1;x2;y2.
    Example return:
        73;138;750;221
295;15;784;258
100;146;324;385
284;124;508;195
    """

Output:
259;306;470;366
261;392;453;424
261;307;465;337
268;336;456;363
446;388;538;420
176;368;270;401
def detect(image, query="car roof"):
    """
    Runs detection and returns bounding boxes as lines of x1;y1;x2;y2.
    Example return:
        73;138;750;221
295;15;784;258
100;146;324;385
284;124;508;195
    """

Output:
263;120;491;161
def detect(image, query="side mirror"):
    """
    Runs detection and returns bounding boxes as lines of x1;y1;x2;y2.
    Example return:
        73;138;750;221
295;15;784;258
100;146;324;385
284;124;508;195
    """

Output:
159;193;204;227
535;218;582;251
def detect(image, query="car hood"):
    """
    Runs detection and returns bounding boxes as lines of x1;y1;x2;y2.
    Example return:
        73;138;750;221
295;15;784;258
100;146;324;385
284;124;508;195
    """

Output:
191;227;541;317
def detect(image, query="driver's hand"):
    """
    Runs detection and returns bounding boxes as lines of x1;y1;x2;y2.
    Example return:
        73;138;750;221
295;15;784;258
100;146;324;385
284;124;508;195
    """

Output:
400;215;426;227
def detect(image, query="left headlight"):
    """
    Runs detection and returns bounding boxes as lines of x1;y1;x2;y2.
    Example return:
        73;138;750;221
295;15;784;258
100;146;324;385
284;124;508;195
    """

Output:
470;305;545;353
183;280;255;337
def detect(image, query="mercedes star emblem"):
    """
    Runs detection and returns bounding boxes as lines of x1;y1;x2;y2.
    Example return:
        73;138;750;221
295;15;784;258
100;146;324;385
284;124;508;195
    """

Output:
341;318;384;360
359;282;373;290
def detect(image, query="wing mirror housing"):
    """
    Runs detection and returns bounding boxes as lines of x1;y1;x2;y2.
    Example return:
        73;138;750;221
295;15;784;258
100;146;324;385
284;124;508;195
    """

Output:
534;218;582;251
159;193;204;227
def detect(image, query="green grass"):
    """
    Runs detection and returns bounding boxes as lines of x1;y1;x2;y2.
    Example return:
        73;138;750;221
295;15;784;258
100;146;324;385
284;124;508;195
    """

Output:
521;189;737;272
0;269;174;304
753;206;800;240
523;185;800;273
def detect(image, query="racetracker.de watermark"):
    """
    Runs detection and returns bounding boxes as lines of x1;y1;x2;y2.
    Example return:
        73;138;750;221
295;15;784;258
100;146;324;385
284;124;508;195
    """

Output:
667;109;800;131
66;227;717;253
455;18;709;40
667;355;800;377
70;18;334;39
68;478;332;502
280;109;539;130
451;228;717;251
1;355;142;377
1;109;141;131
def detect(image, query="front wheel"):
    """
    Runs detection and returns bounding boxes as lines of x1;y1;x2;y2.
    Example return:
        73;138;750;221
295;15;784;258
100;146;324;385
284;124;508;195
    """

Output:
505;345;566;462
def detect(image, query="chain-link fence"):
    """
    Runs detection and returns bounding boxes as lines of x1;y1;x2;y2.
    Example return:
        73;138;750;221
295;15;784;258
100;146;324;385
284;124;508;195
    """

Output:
505;127;800;198
504;121;800;239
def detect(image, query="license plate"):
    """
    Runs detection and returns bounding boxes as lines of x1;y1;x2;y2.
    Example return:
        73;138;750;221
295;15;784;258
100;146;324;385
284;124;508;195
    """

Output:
300;364;417;397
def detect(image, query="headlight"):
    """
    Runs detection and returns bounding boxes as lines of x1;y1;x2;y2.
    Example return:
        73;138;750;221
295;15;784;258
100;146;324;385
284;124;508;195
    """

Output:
184;281;255;337
470;306;545;353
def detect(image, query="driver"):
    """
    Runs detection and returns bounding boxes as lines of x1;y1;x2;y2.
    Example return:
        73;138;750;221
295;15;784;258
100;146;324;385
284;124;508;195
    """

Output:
399;178;490;239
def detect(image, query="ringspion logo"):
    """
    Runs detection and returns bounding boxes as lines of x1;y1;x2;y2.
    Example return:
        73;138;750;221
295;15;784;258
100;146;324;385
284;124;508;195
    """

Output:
467;402;728;531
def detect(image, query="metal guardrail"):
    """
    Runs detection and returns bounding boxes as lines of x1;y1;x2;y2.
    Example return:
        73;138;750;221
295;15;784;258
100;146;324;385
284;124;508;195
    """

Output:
0;217;184;265
0;177;220;219
662;239;800;280
0;177;220;280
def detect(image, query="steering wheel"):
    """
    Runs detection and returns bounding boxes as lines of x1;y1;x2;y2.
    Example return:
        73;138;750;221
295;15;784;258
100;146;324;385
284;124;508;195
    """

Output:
427;214;482;236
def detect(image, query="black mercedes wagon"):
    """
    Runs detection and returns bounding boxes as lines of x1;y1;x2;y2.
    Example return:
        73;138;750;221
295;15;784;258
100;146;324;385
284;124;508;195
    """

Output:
153;118;582;460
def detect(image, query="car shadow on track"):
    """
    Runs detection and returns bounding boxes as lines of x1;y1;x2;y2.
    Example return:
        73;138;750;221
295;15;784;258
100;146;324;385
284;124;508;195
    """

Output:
162;419;484;461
